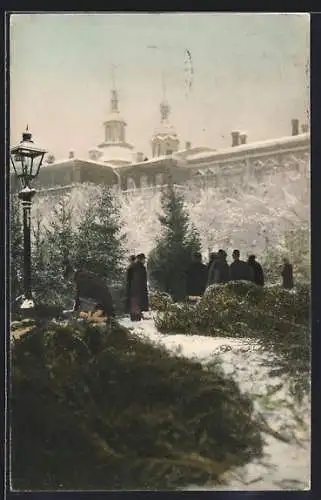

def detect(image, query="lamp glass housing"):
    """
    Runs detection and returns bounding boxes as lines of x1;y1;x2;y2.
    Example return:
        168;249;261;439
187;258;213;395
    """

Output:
10;132;47;189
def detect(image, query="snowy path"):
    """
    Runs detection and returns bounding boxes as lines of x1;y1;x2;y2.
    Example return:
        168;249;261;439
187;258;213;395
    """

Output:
119;315;310;491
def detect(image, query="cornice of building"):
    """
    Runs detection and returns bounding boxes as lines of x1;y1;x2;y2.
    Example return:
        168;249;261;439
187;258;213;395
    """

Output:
185;133;310;166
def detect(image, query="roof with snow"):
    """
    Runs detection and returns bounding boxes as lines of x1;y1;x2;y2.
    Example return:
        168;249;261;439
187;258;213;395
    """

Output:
37;157;121;176
184;133;310;164
113;154;177;172
173;146;216;160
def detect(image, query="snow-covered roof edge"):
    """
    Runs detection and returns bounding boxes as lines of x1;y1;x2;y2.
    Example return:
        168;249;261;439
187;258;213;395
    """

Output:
186;133;310;163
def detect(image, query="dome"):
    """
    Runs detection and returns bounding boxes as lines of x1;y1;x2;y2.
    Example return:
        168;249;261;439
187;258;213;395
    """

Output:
100;145;134;165
153;121;178;138
104;111;126;123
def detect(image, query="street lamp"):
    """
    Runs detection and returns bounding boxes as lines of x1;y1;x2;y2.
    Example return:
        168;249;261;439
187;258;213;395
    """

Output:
10;126;47;310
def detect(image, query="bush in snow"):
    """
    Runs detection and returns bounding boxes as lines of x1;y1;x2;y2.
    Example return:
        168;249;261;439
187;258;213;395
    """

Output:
11;318;263;490
154;281;310;398
149;291;174;311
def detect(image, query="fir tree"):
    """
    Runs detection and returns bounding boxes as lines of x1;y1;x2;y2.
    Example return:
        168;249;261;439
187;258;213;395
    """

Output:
10;194;24;301
148;183;202;300
74;185;126;283
34;195;76;305
31;210;56;303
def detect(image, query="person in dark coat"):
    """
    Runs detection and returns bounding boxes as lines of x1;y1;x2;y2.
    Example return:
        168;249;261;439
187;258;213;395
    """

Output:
207;252;218;274
230;249;254;282
281;258;294;289
129;253;149;321
64;263;115;317
207;249;230;286
186;252;208;297
124;255;136;313
248;255;265;286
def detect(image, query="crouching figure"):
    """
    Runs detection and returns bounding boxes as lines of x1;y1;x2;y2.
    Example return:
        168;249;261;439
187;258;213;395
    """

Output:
64;262;115;318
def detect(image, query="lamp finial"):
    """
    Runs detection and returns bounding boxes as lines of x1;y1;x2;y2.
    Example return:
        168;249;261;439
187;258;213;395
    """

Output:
22;125;32;143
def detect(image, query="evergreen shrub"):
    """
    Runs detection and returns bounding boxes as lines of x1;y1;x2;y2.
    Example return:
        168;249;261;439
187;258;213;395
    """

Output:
11;319;264;490
154;282;310;397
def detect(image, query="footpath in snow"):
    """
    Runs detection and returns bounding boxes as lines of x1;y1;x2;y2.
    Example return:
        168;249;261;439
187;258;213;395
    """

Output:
119;314;310;491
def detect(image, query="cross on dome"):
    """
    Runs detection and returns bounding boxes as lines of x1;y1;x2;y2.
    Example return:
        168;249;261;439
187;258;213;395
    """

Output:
160;100;171;122
160;72;171;121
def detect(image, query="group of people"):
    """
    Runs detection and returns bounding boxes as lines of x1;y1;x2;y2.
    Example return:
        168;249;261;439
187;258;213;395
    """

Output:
186;249;294;297
63;249;294;322
64;253;149;322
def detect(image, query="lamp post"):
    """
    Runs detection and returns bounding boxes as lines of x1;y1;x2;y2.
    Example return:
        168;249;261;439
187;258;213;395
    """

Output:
10;126;47;310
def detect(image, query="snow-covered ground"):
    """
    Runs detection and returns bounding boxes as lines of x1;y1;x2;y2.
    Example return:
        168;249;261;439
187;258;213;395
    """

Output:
119;314;311;491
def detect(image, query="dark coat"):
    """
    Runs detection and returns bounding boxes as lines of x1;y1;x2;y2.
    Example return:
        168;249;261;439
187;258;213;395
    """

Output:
249;260;265;286
207;256;216;274
230;260;254;282
124;263;135;313
207;258;230;285
186;262;208;296
73;269;115;317
281;263;294;289
130;261;149;311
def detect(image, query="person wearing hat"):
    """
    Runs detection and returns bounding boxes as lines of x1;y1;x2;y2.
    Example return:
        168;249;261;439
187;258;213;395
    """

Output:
207;249;230;286
207;252;218;275
186;251;208;297
129;253;149;321
230;249;254;282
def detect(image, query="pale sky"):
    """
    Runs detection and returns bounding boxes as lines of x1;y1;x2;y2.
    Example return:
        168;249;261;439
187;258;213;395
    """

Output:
10;12;309;160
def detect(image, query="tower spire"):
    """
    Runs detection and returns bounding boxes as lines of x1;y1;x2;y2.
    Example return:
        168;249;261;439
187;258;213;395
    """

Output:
111;63;116;90
160;71;170;122
110;64;119;112
161;71;166;102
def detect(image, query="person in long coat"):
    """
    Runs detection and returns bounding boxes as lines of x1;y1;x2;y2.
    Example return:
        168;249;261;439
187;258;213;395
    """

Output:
129;253;149;321
124;255;136;313
206;252;217;282
207;249;230;286
207;252;217;273
64;262;115;317
230;249;254;282
248;255;265;286
186;252;208;297
281;258;294;289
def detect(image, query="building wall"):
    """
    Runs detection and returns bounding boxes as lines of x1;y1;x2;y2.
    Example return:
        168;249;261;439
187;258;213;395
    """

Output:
117;158;178;191
186;139;309;193
11;134;309;198
79;164;119;186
